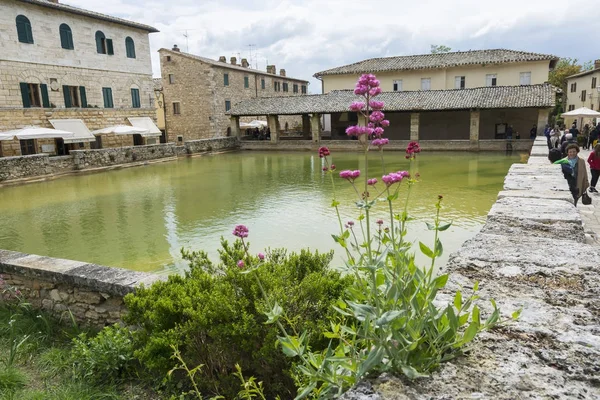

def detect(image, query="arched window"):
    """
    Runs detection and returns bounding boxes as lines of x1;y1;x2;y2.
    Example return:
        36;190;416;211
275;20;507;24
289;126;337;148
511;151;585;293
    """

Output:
125;37;136;58
16;15;33;44
95;30;106;54
59;23;74;49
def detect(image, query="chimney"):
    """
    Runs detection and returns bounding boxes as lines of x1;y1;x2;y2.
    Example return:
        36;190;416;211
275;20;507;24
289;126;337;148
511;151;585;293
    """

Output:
279;69;286;77
595;59;600;70
230;57;237;65
267;65;276;74
241;58;249;68
218;56;226;62
172;44;180;52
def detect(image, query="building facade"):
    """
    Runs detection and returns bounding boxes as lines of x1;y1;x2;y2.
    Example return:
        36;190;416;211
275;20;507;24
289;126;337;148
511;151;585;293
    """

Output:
0;0;158;156
565;60;600;116
159;46;309;142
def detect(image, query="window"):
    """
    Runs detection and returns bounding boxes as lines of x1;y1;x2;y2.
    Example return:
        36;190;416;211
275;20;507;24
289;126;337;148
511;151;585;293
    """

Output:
102;87;113;108
393;80;403;91
169;74;175;84
301;85;307;94
63;85;82;108
19;82;49;108
274;82;280;92
59;23;74;49
261;78;265;90
570;82;577;92
225;100;231;111
244;76;249;88
293;84;298;93
581;90;587;102
16;15;33;44
131;88;140;108
224;73;229;86
95;31;106;54
125;37;136;58
173;102;181;115
420;78;431;91
568;104;575;111
283;83;288;92
592;77;597;89
20;139;36;155
519;72;531;85
455;76;465;89
486;74;497;86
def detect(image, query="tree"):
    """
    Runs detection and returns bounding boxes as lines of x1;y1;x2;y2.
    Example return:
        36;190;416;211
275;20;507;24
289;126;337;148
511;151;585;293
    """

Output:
548;58;584;90
430;44;452;54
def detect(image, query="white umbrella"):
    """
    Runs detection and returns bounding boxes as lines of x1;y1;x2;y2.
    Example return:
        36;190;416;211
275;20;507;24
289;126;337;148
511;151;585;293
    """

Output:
561;107;600;118
0;126;75;140
248;120;268;128
91;125;149;135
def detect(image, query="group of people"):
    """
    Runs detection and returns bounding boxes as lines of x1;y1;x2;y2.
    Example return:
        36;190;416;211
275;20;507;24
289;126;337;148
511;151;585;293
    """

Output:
548;141;600;206
245;127;271;141
544;122;600;152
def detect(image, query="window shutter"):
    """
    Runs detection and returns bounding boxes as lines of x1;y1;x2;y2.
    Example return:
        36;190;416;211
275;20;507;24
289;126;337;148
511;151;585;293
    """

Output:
20;82;31;108
62;85;72;108
79;86;87;108
131;88;140;108
106;39;114;55
40;84;50;108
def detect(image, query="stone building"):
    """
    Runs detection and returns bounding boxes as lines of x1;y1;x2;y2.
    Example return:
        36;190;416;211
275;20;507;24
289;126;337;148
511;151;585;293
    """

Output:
0;0;159;157
564;60;600;126
159;46;309;142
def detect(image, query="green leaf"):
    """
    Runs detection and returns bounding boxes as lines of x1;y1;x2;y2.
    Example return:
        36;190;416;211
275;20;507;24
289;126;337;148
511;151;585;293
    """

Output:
438;222;452;231
473;281;479;291
453;290;462;311
357;346;385;378
387;192;399;201
472;305;480;325
376;310;402;327
419;242;434;258
425;222;435;231
401;365;428;379
434;238;443;257
512;308;522;320
433;274;448;289
462;321;479;344
265;302;283;324
357;214;365;221
447;305;458;332
294;382;317;400
347;301;377;322
331;200;340;207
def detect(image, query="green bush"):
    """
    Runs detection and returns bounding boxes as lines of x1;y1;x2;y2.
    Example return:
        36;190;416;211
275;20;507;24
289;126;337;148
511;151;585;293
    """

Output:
124;239;351;399
70;324;136;385
0;367;28;393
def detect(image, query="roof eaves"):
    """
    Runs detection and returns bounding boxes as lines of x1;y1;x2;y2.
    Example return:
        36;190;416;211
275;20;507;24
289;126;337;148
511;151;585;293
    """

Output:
566;68;600;80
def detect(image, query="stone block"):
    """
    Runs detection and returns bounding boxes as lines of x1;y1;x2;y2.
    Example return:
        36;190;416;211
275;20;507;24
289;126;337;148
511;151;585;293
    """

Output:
530;146;550;156
74;290;103;305
527;156;549;165
497;189;574;204
503;173;569;192
49;289;61;301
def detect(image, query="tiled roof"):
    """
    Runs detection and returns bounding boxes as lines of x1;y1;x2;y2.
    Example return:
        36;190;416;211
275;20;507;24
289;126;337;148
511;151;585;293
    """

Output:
566;68;600;80
314;49;559;77
227;84;556;116
152;78;162;91
159;49;310;83
16;0;159;32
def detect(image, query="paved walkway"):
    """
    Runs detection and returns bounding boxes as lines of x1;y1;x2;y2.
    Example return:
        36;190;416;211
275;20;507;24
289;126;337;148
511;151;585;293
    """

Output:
577;148;600;245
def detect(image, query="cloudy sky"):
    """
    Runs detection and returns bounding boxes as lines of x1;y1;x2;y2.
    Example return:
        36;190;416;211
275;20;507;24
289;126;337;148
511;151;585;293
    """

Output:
70;0;599;93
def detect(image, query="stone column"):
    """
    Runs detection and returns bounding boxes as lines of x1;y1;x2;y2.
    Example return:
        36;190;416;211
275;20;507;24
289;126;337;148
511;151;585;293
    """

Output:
410;113;420;141
302;114;311;140
357;114;368;145
537;108;550;136
470;110;480;143
230;116;241;138
267;115;280;143
310;113;321;143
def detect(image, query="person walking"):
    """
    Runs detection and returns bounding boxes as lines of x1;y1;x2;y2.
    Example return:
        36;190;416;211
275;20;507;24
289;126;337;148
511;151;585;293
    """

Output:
530;124;537;140
588;144;600;193
550;125;561;149
554;143;589;205
560;133;576;157
582;124;590;150
544;124;552;149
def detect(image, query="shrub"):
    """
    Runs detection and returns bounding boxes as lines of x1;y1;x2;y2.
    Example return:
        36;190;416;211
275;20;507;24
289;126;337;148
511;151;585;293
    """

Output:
70;324;136;385
0;367;28;393
124;239;351;399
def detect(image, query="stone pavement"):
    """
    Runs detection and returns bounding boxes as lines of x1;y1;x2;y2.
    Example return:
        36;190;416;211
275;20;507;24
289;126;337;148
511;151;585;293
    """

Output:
576;147;600;245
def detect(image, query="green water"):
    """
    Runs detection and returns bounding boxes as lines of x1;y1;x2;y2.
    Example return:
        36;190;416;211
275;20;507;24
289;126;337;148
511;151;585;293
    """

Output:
0;151;524;274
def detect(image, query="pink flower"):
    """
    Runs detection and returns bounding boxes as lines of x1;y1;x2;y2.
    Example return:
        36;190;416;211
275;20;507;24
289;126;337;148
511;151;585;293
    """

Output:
371;138;389;148
233;225;249;238
354;85;368;95
369;111;385;123
258;253;265;260
373;127;384;137
406;141;421;156
369;100;384;110
339;170;360;181
237;260;245;269
346;125;359;136
318;146;330;158
369;87;382;96
382;171;409;186
381;120;390;127
351;170;360;179
376;219;384;225
369;79;380;88
330;164;336;170
367;178;378;186
345;221;355;228
322;166;328;172
349;102;366;112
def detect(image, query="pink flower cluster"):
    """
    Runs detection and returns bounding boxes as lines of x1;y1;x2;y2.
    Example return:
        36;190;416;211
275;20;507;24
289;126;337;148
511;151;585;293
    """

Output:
406;141;421;158
354;74;380;95
367;178;378;186
233;224;249;238
346;125;374;137
369;100;384;110
318;146;330;158
369;111;385;123
382;171;410;186
339;170;361;181
349;101;366;112
371;138;389;148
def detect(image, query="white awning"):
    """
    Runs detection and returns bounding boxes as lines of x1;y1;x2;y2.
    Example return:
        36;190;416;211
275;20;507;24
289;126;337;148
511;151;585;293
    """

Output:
127;117;162;137
49;119;96;143
92;125;149;135
0;126;75;141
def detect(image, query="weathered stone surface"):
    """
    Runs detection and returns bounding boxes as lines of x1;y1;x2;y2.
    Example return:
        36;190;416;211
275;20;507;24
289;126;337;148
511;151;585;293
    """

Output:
503;173;570;191
530;145;551;156
71;144;178;170
184;137;239;154
497;189;574;204
526;155;550;165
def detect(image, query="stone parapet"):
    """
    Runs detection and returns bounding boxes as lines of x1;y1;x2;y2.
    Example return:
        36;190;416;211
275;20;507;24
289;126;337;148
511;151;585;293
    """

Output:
0;249;165;327
0;154;51;181
341;136;600;399
71;143;177;169
183;137;240;154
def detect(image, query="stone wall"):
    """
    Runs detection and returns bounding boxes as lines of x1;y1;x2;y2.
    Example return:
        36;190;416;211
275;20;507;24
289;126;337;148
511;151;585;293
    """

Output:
0;154;49;181
183;136;239;154
71;143;177;169
341;137;600;399
0;249;164;327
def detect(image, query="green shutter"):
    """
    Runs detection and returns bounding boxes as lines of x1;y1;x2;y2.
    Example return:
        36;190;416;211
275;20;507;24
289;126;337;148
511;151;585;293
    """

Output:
20;82;30;108
261;79;265;89
63;85;72;108
79;86;87;108
224;74;229;86
244;76;249;88
106;39;114;55
131;88;140;108
103;88;113;108
40;84;50;108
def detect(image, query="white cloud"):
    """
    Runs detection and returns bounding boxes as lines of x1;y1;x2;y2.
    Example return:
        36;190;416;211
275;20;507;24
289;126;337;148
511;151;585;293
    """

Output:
67;0;600;93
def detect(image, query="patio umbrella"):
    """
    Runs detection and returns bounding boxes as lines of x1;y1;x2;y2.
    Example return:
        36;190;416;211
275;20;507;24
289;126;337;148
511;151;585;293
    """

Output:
0;126;75;140
561;107;600;118
91;125;149;135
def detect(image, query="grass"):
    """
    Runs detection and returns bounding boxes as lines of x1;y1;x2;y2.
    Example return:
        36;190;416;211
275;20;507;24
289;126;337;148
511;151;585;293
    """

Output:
0;302;159;400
